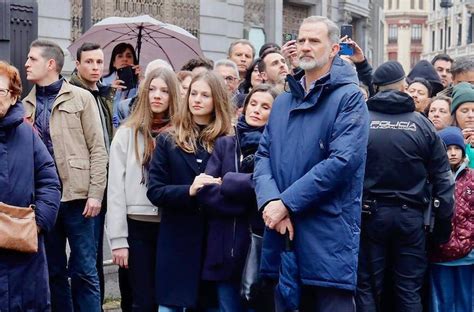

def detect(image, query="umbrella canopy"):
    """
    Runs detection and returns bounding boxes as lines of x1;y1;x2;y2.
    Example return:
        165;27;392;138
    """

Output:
68;15;203;73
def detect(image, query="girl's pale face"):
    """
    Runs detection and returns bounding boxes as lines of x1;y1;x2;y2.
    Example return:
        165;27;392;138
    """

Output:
188;79;214;124
428;99;452;131
455;102;474;130
148;78;170;115
244;91;274;127
407;82;430;112
113;48;135;69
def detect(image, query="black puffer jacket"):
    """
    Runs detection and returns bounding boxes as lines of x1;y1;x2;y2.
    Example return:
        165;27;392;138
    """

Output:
364;90;454;236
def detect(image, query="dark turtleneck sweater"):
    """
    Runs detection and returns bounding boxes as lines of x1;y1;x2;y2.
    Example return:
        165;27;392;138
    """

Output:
35;77;64;158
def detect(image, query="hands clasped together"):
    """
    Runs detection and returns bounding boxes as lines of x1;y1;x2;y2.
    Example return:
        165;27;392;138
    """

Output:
263;200;294;241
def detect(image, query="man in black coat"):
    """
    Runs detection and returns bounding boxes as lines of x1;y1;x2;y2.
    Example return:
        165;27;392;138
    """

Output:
356;61;454;312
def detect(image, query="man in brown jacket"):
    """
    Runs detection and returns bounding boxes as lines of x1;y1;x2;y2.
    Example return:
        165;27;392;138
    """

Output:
23;39;107;312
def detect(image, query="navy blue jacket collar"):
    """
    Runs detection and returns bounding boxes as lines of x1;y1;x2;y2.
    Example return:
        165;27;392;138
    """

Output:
0;102;24;129
287;56;359;101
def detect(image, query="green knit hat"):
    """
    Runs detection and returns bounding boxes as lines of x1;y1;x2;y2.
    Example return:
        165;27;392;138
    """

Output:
451;82;474;115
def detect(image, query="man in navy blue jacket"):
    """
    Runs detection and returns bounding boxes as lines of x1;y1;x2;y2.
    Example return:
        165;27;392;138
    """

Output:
254;16;369;311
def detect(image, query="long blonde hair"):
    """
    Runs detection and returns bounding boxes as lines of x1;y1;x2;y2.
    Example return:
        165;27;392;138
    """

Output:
125;67;180;168
171;71;233;153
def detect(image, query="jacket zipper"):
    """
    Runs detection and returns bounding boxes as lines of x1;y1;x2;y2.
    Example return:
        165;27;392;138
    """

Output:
231;217;236;258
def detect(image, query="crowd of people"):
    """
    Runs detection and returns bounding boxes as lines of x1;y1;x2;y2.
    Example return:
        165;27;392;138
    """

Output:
0;13;472;312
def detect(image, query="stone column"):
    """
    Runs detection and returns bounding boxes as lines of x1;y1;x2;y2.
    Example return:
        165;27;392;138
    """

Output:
200;0;245;61
264;0;282;45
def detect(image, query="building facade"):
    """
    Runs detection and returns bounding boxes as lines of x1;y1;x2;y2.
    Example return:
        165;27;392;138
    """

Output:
423;0;474;61
1;0;384;79
383;0;429;73
71;0;385;66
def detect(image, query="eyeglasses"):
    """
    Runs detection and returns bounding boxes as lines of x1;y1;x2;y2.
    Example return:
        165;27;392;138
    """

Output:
0;88;11;97
224;76;238;84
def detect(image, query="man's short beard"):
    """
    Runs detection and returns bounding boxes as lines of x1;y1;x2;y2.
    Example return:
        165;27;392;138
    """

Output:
299;59;318;70
299;50;331;71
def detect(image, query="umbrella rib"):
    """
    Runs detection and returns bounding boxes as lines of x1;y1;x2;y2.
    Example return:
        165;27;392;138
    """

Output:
144;31;200;65
152;33;202;56
140;26;202;56
143;36;174;68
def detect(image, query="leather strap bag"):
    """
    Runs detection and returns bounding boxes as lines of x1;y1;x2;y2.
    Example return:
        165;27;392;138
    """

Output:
241;231;263;303
0;202;38;253
234;130;264;303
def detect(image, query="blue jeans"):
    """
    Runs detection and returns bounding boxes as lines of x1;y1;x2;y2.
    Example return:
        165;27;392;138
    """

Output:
158;306;220;312
94;201;106;308
430;263;473;312
45;199;101;312
158;306;184;312
216;281;245;312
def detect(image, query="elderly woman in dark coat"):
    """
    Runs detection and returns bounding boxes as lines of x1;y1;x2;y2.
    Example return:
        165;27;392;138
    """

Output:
0;61;60;311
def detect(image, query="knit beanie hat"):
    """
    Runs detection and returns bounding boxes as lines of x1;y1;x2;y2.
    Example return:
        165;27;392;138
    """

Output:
407;60;444;96
451;82;474;115
438;126;465;155
373;61;405;86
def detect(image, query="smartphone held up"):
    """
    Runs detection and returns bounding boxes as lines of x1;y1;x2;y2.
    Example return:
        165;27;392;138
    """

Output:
339;24;354;56
283;33;296;44
117;65;138;90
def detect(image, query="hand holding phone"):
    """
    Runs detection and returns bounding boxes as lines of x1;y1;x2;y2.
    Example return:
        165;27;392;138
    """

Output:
117;66;137;90
283;33;296;44
339;24;354;56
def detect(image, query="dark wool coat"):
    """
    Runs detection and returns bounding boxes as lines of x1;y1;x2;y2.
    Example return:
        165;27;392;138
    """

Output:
147;133;210;308
0;102;60;311
197;135;255;282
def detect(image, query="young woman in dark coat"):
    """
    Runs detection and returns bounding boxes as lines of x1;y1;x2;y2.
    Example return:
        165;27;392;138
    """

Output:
147;71;233;311
197;84;279;311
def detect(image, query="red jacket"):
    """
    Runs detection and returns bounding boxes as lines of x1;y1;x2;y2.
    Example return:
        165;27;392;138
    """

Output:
431;165;474;262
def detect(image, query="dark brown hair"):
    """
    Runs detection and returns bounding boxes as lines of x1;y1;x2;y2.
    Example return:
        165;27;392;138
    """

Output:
242;84;279;116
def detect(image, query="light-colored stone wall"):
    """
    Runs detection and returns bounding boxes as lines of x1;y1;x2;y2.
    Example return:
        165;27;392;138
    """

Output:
37;0;74;74
199;0;245;61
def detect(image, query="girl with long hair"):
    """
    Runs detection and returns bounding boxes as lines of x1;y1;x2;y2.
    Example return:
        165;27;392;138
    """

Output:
106;67;179;312
197;84;279;311
147;71;233;311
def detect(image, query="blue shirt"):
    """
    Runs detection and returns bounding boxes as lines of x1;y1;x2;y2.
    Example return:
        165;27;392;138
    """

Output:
299;72;330;94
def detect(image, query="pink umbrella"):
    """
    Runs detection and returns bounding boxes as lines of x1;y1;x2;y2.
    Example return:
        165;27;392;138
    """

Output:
68;15;203;73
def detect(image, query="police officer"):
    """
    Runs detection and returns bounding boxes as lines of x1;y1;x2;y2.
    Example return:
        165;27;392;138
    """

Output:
355;61;454;312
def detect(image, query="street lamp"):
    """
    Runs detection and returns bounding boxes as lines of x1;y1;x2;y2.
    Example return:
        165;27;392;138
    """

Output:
440;0;453;54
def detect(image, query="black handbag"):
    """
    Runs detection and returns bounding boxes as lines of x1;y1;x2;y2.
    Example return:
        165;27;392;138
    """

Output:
235;129;264;303
240;231;263;302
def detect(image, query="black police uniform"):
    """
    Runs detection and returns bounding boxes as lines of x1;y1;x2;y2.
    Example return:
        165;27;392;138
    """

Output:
356;90;454;312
